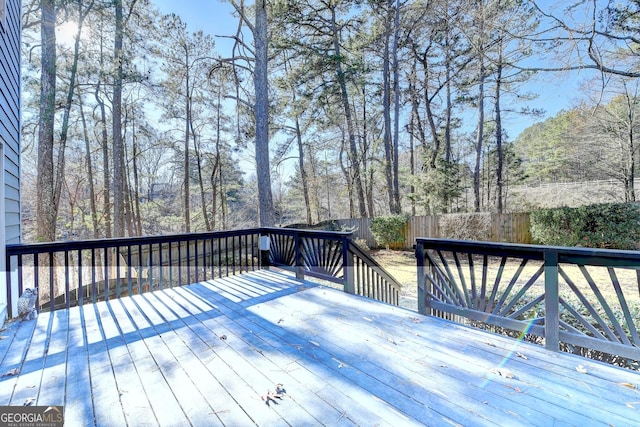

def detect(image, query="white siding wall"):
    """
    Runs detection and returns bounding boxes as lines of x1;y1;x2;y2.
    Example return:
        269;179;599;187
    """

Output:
0;0;21;323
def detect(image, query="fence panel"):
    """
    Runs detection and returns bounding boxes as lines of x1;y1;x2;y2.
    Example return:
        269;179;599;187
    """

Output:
337;213;531;250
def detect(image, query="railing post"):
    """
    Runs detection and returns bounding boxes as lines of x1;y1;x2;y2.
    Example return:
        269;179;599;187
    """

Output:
258;232;271;270
259;232;270;270
416;241;427;315
342;236;355;294
4;252;12;318
544;249;560;352
294;231;304;280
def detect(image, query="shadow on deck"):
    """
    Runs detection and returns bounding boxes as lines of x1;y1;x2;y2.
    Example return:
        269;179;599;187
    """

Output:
1;270;638;426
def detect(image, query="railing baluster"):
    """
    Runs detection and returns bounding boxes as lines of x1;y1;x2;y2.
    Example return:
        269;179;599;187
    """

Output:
137;243;143;293
186;239;191;284
195;238;199;283
127;245;133;297
91;248;96;304
64;250;70;310
178;240;183;286
212;236;216;273
160;243;166;289
32;253;38;299
232;236;236;275
104;248;109;301
49;252;54;312
144;243;153;293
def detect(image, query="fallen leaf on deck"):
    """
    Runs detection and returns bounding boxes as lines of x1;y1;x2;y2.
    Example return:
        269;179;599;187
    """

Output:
23;398;35;406
486;342;496;347
261;384;286;406
219;335;227;341
490;368;515;379
3;368;19;377
516;352;528;360
388;338;397;345
277;318;284;324
576;365;588;374
618;383;637;389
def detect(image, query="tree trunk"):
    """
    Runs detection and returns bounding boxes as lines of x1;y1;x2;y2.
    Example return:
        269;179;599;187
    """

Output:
382;5;395;214
95;80;111;238
473;1;486;213
444;0;453;164
36;0;56;242
131;112;143;235
183;51;192;232
112;0;126;237
495;43;504;213
212;87;223;230
330;6;367;218
194;131;211;231
626;120;635;202
254;0;275;226
78;90;99;238
294;115;313;225
391;0;401;214
361;84;375;218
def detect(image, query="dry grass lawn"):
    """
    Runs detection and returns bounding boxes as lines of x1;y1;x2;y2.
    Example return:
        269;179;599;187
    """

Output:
370;249;419;310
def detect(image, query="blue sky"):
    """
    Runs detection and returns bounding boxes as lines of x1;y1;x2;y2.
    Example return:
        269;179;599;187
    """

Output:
153;0;238;55
151;0;593;140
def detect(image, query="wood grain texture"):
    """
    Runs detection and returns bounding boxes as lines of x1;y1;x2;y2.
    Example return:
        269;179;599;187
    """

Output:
0;270;638;426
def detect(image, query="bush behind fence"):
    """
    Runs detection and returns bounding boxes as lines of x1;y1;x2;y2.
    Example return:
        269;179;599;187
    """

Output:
336;213;532;249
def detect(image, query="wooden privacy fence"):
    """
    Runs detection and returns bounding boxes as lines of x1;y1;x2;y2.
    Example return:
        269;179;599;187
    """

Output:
336;213;532;249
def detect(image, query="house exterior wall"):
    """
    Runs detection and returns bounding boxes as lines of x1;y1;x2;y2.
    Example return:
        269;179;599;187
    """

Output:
0;0;21;324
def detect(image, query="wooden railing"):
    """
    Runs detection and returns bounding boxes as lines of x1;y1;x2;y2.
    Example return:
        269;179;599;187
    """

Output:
416;238;640;364
5;228;402;317
263;227;401;305
6;229;263;315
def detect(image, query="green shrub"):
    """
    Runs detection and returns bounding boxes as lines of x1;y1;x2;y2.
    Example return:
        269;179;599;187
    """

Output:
438;213;492;241
370;215;408;249
530;203;640;249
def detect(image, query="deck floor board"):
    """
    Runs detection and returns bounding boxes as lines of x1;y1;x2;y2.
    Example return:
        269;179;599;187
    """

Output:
1;270;639;426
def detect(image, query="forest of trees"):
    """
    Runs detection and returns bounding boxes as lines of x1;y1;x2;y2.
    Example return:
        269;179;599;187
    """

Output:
20;0;639;242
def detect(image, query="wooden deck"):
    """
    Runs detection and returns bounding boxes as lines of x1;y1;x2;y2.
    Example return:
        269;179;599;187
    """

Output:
1;270;639;426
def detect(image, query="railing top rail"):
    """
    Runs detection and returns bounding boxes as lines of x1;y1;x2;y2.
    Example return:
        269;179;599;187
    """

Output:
6;228;264;255
6;227;354;256
260;227;353;239
416;238;640;266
